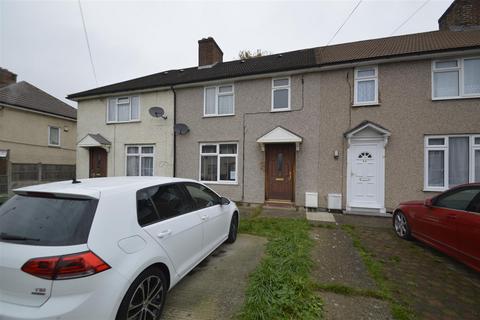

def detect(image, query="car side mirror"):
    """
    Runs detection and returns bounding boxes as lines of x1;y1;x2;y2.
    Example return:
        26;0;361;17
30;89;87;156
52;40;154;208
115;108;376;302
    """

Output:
424;198;433;207
220;197;230;205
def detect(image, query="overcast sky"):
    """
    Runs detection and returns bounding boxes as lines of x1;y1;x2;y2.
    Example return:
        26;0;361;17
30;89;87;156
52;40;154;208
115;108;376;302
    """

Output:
0;0;453;107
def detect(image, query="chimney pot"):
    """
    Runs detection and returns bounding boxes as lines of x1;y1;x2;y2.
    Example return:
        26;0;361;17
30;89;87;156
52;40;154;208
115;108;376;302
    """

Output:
198;37;223;67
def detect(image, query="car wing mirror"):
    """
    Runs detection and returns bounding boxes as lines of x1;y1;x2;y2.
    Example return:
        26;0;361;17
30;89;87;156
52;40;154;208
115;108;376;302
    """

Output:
424;198;433;207
220;197;230;206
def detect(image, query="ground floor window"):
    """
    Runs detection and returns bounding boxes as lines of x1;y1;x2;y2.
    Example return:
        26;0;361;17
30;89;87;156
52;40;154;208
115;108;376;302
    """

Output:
200;143;237;183
425;135;480;191
126;145;154;176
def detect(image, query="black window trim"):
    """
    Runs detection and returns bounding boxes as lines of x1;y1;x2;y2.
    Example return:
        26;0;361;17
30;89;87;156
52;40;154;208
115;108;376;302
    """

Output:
136;182;196;227
432;186;480;212
181;182;222;211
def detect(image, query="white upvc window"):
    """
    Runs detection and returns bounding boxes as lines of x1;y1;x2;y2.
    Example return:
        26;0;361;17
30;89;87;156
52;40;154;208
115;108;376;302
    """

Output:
126;145;154;176
204;85;234;117
271;77;291;111
199;143;238;184
432;57;480;99
354;66;378;105
107;96;140;123
424;135;480;191
48;126;60;147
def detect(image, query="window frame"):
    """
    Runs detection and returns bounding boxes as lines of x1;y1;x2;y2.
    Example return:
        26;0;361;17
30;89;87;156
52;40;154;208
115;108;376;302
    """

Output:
424;135;480;192
353;66;378;106
271;77;291;112
107;96;141;124
431;57;480;100
203;84;235;117
199;142;238;184
125;145;155;176
48;126;61;147
135;183;195;227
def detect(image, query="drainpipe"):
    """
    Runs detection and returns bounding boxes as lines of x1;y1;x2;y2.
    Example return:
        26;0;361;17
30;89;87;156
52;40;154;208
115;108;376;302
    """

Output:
171;86;177;177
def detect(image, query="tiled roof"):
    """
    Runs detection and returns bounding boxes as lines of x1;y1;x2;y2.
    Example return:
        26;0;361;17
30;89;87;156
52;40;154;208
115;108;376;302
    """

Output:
68;30;480;100
0;81;77;119
315;30;480;65
88;133;111;145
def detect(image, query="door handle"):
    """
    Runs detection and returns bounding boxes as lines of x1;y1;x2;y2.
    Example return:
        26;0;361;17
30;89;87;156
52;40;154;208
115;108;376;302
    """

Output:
447;214;457;219
201;215;209;221
157;230;172;239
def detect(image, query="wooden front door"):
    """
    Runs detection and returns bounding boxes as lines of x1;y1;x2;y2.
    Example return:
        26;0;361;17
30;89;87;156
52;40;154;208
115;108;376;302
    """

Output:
265;143;295;202
89;147;107;178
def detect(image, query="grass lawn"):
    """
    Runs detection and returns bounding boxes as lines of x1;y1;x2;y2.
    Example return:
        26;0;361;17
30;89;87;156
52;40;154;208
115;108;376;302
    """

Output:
238;217;323;320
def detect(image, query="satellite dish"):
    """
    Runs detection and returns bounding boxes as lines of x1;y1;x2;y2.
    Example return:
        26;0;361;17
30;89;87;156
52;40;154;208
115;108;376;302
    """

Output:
149;107;167;119
174;123;190;135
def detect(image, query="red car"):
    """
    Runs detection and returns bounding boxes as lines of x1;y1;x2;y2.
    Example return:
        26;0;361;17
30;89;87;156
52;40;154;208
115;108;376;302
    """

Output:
393;183;480;272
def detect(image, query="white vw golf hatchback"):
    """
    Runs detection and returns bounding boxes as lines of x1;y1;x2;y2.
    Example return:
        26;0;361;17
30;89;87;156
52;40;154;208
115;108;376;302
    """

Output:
0;177;239;320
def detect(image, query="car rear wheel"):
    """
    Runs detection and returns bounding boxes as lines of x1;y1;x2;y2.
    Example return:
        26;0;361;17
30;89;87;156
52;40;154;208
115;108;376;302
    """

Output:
225;213;238;244
393;211;411;240
116;266;167;320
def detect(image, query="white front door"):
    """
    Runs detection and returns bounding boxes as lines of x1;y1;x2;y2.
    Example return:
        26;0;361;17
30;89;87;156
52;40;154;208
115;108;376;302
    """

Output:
348;141;384;211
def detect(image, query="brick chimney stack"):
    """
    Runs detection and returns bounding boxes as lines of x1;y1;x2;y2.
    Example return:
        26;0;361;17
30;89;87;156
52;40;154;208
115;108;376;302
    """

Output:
0;68;17;87
198;37;223;67
439;0;480;31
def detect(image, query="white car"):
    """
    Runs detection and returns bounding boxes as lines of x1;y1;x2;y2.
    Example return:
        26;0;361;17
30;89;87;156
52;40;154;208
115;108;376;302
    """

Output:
0;177;239;320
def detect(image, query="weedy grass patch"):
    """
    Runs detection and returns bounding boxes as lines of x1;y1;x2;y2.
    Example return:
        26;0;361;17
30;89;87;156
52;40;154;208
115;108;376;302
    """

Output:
238;217;323;320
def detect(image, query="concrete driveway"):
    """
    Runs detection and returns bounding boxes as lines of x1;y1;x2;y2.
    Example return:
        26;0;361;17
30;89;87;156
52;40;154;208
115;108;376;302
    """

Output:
162;234;266;320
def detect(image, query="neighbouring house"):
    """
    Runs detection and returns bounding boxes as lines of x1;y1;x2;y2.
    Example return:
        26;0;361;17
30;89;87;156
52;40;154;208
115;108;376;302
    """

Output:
68;0;480;215
0;68;77;196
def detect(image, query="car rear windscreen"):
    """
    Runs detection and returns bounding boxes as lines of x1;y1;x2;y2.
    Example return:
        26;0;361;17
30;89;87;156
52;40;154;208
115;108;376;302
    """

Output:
0;195;98;246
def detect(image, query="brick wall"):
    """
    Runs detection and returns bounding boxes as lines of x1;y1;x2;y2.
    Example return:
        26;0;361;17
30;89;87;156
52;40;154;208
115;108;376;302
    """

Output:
439;0;480;31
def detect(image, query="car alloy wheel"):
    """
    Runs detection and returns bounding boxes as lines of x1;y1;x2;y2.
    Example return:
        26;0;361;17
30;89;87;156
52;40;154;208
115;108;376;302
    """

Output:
394;211;410;239
127;275;165;320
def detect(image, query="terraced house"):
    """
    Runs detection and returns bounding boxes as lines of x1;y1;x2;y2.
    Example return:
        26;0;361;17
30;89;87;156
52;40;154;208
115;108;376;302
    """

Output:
68;0;480;215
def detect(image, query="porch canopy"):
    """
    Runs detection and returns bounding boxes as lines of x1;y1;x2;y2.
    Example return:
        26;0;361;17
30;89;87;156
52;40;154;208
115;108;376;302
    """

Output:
256;126;303;151
77;133;111;151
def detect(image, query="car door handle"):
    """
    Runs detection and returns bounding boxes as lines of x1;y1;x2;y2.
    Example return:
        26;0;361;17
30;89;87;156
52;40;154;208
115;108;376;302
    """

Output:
157;230;172;239
447;214;457;219
201;215;209;221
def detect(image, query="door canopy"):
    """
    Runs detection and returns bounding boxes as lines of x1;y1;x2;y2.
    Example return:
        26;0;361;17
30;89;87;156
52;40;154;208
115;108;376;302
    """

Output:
256;126;303;151
344;121;391;146
77;133;111;152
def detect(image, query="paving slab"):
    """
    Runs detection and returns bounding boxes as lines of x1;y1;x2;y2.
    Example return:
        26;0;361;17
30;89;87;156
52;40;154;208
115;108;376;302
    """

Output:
306;211;336;223
311;227;377;290
321;292;392;320
162;234;267;320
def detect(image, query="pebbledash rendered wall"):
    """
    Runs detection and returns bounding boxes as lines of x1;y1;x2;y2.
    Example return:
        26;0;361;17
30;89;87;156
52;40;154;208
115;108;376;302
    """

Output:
175;55;480;211
76;90;174;179
175;73;322;208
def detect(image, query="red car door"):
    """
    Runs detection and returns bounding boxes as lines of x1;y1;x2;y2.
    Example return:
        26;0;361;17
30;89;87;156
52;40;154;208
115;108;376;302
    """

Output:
456;191;480;268
425;187;480;251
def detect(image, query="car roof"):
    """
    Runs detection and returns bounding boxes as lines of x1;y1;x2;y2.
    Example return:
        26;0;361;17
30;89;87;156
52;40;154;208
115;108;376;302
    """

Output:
13;176;197;199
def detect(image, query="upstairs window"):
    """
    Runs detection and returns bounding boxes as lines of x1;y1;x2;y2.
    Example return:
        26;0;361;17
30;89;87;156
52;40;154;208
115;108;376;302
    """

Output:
424;135;480;191
204;85;234;116
354;66;378;105
107;96;140;123
272;78;291;111
48;126;60;146
432;57;480;99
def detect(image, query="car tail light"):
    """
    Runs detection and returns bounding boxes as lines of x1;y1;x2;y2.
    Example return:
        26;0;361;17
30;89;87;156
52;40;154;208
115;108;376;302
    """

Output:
21;251;110;280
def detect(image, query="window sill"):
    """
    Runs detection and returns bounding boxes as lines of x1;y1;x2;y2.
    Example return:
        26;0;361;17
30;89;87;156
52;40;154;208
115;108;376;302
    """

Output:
48;144;61;148
106;120;141;124
203;114;235;118
201;181;238;186
352;103;380;108
432;95;480;101
270;108;291;113
423;188;446;192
